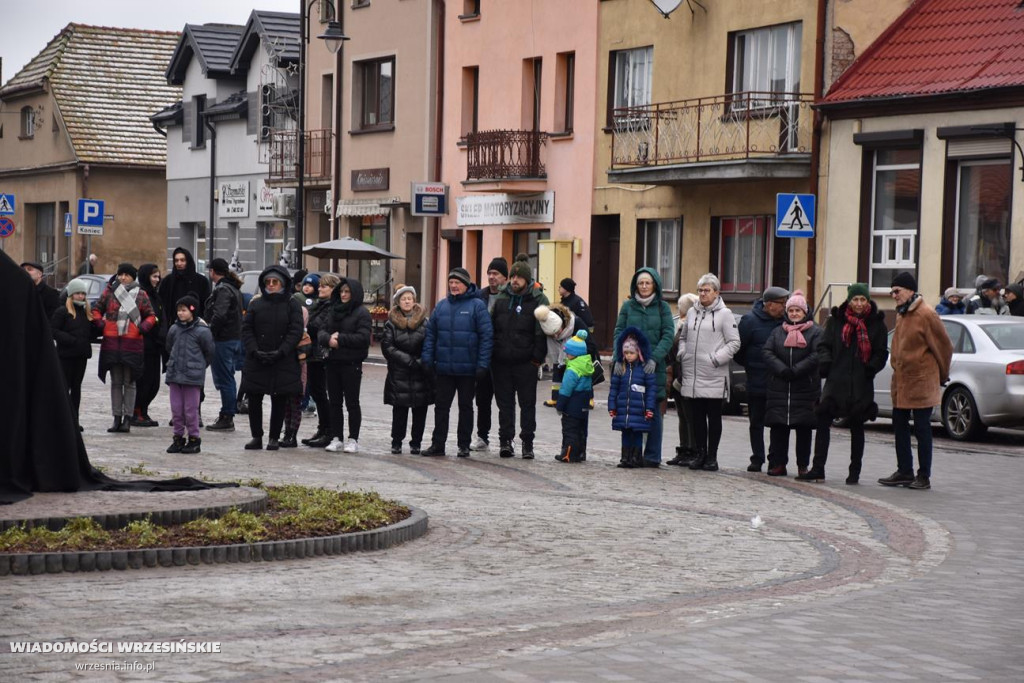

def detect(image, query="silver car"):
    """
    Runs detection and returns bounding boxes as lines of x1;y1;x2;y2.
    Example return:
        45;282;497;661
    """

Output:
872;316;1024;440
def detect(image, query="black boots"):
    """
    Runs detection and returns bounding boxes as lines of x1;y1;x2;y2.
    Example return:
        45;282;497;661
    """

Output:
499;441;515;458
206;413;235;431
166;435;185;453
617;446;644;469
302;428;327;446
180;436;201;454
796;467;825;482
108;416;130;433
521;442;534;460
266;437;281;451
279;431;298;448
688;449;707;470
244;437;263;450
666;447;696;467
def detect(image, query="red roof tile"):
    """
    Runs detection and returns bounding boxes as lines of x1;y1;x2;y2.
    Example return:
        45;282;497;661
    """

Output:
823;0;1024;104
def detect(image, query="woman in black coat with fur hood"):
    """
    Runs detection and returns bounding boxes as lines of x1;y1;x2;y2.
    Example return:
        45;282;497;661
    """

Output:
239;265;304;451
381;284;435;454
807;283;889;484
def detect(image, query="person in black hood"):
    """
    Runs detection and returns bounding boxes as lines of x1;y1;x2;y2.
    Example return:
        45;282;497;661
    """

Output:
317;276;372;453
204;257;245;431
239;265;304;450
1003;283;1024;316
132;263;166;427
158;247;211;322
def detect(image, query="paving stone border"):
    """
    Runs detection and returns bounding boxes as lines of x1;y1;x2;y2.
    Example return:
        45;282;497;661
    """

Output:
0;506;428;576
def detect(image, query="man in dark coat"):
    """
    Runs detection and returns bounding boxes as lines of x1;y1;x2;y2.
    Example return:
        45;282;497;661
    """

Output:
736;285;788;472
490;256;549;459
0;250;228;504
421;268;493;457
471;256;508;451
205;258;245;431
158;247;210;321
558;278;595;331
21;260;60;318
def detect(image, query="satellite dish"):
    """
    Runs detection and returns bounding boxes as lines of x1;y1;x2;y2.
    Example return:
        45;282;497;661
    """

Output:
649;0;685;17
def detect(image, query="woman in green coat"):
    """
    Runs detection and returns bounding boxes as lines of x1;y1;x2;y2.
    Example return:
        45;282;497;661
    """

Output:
612;267;676;465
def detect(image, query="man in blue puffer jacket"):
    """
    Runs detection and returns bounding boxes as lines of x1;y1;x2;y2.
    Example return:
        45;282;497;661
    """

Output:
421;268;493;457
736;285;788;472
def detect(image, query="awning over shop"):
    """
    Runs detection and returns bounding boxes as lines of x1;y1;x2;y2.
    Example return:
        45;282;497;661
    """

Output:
335;197;404;217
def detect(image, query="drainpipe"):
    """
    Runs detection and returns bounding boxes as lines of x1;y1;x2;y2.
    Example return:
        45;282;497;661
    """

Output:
807;0;828;310
205;116;217;261
430;0;445;308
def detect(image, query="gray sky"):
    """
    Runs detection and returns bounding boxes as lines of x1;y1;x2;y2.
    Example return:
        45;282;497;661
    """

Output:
1;0;300;86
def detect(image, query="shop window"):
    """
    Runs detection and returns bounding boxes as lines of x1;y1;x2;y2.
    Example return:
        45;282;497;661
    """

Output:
360;215;390;304
953;159;1012;289
714;215;791;296
523;57;542;131
729;22;802;110
355;57;395;130
869;148;920;290
640;218;681;295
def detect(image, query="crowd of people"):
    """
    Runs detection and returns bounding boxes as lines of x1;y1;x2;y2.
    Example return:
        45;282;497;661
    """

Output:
23;249;1021;489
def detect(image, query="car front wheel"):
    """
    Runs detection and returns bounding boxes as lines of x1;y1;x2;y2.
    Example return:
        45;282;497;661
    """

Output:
941;386;984;441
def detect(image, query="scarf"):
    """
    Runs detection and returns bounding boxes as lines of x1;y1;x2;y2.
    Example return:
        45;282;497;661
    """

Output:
895;292;920;316
783;320;813;348
841;306;872;363
634;291;656;307
114;283;141;336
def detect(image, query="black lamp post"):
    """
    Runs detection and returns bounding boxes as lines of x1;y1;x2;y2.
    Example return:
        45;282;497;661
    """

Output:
297;0;347;268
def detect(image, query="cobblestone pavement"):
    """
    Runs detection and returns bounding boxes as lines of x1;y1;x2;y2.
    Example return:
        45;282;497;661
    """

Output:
2;356;1022;681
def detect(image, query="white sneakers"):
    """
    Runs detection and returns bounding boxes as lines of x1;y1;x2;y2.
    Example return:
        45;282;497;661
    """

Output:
325;438;343;452
470;436;489;451
343;438;359;453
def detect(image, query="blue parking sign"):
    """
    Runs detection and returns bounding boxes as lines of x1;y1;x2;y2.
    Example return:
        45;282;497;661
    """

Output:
78;199;105;227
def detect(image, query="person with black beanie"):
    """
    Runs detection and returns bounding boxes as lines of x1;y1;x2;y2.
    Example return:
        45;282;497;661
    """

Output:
471;255;508;451
558;277;595;332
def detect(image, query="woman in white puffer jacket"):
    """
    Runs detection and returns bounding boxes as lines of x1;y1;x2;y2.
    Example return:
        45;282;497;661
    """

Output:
678;273;741;471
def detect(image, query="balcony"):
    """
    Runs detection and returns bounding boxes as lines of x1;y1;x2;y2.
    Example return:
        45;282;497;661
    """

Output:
464;129;547;193
267;129;333;185
608;91;814;185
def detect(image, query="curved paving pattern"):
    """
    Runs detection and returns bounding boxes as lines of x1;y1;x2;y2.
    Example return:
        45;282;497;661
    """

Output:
1;360;1018;681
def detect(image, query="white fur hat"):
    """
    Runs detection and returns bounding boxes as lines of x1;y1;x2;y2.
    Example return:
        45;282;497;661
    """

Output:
533;304;564;336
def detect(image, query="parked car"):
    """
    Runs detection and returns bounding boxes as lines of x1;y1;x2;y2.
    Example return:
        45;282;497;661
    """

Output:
869;316;1024;440
238;269;298;311
59;273;113;309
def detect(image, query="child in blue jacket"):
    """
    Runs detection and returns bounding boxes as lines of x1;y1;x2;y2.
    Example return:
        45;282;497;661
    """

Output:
609;327;658;468
554;330;594;463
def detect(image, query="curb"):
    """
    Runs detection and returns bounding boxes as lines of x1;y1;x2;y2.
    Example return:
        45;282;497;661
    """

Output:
0;506;428;576
0;491;269;533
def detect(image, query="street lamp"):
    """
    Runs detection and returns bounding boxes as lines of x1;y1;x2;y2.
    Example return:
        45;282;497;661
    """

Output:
297;0;348;269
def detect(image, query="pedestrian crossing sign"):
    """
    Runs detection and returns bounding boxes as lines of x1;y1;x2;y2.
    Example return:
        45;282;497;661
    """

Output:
0;193;14;216
776;193;816;238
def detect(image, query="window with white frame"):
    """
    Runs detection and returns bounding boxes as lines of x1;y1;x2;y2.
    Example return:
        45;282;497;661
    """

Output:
641;218;681;295
954;158;1012;288
869;148;921;290
262;222;285;268
20;106;35;138
611;46;653;113
731;22;802;109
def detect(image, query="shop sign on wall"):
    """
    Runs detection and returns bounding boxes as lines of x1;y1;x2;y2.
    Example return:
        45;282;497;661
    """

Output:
456;192;555;226
219;181;250;218
352;168;390;192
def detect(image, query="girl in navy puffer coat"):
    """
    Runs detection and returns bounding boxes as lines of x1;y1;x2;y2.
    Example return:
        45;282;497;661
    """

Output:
608;327;658;469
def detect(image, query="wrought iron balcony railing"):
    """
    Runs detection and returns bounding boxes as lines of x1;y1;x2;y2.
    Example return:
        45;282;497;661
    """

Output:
466;129;547;180
268;128;333;182
611;91;814;169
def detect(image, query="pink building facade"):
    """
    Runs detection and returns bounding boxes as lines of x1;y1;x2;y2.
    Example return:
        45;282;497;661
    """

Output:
439;1;598;311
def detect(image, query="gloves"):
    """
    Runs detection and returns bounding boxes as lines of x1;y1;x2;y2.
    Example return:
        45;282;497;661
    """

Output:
475;366;489;381
608;410;617;417
612;361;625;377
780;367;796;381
272;349;284;362
644;410;654;421
643;359;657;374
256;350;276;365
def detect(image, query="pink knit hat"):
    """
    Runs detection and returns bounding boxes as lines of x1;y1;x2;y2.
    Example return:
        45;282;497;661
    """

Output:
786;289;808;313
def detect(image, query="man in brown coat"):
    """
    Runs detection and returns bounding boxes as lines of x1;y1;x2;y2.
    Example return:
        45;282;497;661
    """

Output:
879;271;953;490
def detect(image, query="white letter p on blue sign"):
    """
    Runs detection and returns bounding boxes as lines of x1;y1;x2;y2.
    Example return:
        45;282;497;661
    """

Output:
78;199;105;227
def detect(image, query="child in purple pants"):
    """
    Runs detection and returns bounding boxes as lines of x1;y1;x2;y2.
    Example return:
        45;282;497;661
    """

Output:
165;295;215;453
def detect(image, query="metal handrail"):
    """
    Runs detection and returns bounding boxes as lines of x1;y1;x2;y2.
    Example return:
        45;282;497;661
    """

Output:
814;282;854;323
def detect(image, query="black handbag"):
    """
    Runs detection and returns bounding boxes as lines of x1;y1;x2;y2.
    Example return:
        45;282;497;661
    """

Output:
591;357;606;386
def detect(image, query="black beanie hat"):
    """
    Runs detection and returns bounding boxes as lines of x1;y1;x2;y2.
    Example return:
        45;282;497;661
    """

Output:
560;277;576;293
176;294;200;313
116;262;138;280
486;256;509;278
890;271;917;292
447;267;472;287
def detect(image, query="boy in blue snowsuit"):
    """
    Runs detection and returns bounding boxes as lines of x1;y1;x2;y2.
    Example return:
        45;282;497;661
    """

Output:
609;327;658;468
554;330;594;463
